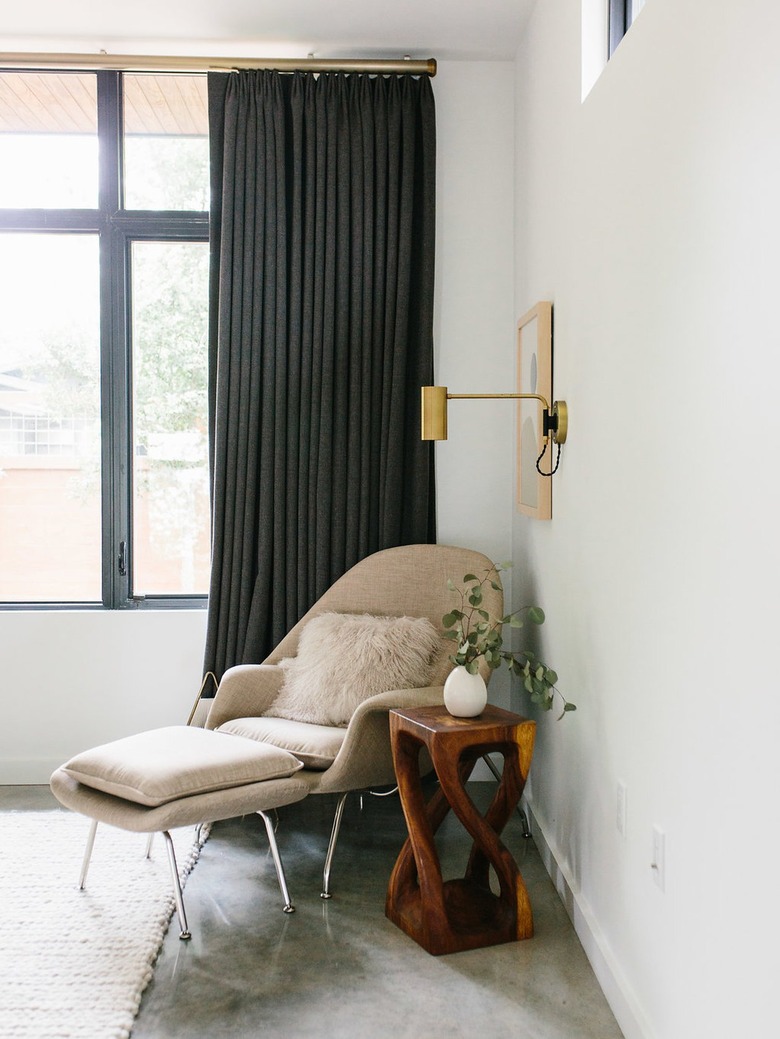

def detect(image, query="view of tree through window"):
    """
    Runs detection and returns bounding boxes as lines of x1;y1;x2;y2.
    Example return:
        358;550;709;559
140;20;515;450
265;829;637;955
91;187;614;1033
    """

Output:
131;240;209;596
0;70;210;606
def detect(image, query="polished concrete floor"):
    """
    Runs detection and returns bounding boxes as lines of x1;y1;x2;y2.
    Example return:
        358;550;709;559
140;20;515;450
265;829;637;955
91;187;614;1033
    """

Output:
4;784;623;1039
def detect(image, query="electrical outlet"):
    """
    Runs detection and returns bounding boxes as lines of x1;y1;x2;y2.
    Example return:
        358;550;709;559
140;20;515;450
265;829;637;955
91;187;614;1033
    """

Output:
616;780;627;838
651;825;665;891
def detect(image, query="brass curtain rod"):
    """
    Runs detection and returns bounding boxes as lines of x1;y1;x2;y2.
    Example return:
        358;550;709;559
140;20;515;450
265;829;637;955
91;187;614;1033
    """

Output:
0;52;436;76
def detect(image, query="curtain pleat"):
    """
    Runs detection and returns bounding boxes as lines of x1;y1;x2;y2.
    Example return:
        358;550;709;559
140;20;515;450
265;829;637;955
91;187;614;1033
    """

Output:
204;70;436;680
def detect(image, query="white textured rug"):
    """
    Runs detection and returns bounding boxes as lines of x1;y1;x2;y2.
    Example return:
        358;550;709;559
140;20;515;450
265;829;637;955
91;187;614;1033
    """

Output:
0;811;207;1039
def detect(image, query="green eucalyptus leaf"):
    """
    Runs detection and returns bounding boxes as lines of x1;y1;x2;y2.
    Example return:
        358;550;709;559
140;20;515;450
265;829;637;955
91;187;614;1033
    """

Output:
490;581;502;591
442;612;456;628
447;578;456;591
564;702;577;712
528;606;545;624
465;660;480;675
463;573;478;583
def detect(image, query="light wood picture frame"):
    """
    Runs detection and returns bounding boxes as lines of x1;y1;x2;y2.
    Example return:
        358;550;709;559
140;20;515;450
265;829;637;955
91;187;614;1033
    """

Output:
516;301;553;520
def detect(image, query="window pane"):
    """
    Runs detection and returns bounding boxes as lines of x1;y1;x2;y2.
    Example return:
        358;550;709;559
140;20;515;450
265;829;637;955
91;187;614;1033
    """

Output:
0;73;98;208
131;240;210;596
123;75;209;211
0;234;101;601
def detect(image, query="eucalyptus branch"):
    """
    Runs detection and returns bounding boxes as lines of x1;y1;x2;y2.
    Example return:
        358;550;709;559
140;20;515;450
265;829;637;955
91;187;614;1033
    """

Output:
442;564;576;719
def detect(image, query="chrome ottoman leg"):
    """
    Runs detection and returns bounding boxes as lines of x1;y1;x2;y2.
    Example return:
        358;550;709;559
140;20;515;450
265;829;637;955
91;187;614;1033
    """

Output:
258;810;295;914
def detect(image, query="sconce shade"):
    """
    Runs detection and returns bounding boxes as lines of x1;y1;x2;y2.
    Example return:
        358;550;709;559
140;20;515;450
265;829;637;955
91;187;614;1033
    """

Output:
421;386;448;440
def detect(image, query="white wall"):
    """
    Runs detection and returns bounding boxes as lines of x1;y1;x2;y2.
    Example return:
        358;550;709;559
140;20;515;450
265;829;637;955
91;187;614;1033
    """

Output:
433;60;516;570
1;60;517;779
1;610;209;782
512;1;780;1037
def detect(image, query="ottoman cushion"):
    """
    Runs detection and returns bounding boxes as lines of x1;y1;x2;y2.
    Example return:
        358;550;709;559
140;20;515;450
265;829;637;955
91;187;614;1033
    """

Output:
61;726;304;807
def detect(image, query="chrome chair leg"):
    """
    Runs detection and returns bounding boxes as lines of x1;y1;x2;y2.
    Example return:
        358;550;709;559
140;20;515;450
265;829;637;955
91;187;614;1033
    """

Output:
320;791;349;900
144;833;154;859
78;818;99;890
162;830;191;940
482;753;531;838
257;810;295;914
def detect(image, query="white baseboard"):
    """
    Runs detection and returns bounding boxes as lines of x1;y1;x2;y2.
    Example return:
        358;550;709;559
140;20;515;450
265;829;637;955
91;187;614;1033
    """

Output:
527;804;656;1039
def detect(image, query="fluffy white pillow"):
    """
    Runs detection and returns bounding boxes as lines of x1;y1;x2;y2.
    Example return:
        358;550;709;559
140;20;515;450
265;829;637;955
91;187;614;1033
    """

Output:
265;612;441;727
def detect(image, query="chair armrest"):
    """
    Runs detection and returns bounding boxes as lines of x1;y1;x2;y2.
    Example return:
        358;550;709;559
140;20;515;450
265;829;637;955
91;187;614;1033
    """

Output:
314;685;444;793
204;664;285;730
352;686;446;716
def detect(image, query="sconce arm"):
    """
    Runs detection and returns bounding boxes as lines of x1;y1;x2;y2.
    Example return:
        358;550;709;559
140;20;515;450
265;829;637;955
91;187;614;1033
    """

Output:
447;392;550;408
447;393;567;445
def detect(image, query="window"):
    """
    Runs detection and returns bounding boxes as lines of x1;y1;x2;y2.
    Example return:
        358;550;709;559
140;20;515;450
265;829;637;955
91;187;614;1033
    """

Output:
609;0;646;57
0;70;210;607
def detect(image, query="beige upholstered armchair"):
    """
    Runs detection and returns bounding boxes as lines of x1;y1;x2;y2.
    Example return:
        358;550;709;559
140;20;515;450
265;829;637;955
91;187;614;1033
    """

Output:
205;543;503;897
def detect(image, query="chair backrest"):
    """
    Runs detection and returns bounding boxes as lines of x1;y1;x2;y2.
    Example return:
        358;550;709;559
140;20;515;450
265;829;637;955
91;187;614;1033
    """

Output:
265;544;504;684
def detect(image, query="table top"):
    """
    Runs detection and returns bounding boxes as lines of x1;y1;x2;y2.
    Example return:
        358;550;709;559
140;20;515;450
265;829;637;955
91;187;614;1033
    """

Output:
390;703;532;740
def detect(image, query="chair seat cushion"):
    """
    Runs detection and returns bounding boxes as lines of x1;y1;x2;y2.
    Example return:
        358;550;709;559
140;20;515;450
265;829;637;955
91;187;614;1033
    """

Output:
264;612;441;727
217;716;347;770
60;726;304;807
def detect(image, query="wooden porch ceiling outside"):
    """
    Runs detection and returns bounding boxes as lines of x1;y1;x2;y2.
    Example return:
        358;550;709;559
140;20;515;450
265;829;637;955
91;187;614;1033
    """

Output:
0;71;208;135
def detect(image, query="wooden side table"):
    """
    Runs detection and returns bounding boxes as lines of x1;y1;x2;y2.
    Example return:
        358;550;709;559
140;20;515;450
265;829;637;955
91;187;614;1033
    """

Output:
385;703;536;956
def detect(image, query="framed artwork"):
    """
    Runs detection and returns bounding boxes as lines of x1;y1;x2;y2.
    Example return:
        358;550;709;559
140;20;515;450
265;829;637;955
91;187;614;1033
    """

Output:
516;301;553;520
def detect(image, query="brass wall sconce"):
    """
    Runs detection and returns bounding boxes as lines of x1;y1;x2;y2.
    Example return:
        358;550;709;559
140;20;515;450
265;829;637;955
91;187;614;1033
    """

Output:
420;386;568;450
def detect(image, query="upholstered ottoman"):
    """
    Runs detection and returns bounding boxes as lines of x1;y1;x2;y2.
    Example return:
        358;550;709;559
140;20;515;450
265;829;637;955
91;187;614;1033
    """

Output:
50;725;309;938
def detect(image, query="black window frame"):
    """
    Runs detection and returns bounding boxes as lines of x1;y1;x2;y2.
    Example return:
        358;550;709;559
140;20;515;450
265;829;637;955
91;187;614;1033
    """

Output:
0;68;210;611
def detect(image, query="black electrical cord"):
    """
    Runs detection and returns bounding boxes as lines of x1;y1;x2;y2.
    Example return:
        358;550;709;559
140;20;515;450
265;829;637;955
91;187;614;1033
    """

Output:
535;440;562;477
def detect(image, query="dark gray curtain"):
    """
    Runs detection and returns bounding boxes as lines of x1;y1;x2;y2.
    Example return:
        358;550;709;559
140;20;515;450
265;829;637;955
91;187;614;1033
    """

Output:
204;70;436;680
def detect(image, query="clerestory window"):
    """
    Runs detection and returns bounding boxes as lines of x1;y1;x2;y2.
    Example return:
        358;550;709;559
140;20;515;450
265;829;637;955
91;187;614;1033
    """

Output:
608;0;646;57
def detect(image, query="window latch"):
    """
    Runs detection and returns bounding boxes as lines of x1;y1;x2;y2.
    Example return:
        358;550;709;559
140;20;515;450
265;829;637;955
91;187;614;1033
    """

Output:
118;540;127;577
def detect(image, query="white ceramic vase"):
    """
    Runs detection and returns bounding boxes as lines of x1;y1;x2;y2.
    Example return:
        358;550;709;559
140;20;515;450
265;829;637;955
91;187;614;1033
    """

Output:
443;665;487;718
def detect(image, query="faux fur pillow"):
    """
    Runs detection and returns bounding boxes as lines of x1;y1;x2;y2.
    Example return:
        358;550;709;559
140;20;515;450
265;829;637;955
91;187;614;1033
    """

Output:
265;612;441;727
